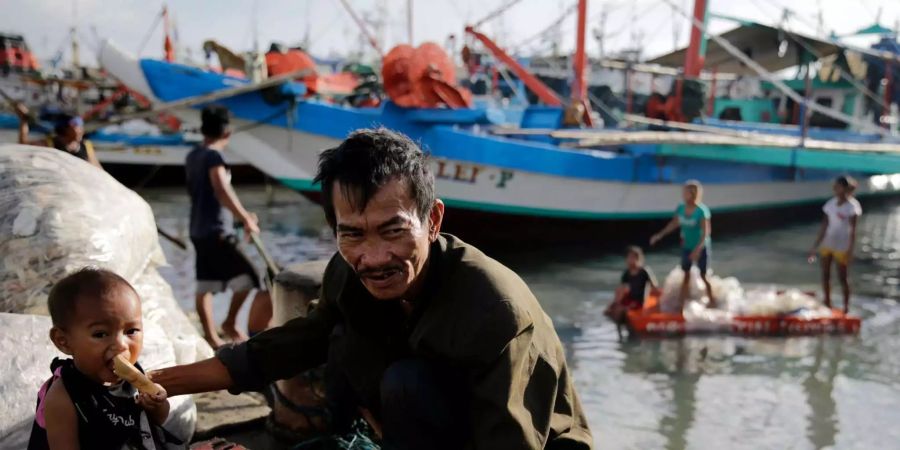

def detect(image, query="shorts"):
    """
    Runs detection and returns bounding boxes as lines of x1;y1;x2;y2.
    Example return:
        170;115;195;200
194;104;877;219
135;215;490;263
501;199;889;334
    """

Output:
681;247;709;276
819;247;849;266
191;234;261;294
621;297;643;310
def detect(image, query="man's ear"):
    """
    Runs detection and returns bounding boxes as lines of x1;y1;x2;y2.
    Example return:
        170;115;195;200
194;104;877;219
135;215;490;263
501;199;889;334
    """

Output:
49;327;73;355
428;199;445;242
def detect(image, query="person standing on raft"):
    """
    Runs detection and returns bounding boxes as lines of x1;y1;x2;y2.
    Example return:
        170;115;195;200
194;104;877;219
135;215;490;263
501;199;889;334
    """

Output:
650;180;716;311
809;175;861;314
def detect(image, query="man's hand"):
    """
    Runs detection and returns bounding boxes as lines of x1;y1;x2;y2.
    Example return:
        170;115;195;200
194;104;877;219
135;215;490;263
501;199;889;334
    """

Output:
649;233;661;246
136;383;168;408
242;212;260;236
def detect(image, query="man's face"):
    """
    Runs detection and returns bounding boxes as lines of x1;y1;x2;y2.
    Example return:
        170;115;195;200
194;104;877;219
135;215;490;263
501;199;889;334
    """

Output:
333;178;443;301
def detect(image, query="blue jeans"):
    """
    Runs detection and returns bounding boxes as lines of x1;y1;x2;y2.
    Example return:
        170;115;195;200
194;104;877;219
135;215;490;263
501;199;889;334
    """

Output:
681;247;709;276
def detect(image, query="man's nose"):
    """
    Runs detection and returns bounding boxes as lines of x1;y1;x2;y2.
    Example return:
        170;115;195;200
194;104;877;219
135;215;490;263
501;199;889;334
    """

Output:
359;238;392;268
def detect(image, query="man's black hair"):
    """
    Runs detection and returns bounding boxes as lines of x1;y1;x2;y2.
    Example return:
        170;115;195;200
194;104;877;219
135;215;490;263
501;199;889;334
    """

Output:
48;267;137;329
314;127;434;229
200;104;231;139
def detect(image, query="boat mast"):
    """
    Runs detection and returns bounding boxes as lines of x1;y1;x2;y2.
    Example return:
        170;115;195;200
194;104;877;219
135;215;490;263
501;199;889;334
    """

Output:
683;0;707;78
572;0;587;105
163;4;174;62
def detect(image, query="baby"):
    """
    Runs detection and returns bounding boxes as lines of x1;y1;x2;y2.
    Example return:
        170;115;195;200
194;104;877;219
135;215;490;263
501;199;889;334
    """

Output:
28;267;182;450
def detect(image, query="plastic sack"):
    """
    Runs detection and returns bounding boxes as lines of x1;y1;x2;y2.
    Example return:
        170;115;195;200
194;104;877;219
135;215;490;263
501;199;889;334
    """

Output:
0;145;212;361
658;266;833;324
0;145;162;314
0;313;196;447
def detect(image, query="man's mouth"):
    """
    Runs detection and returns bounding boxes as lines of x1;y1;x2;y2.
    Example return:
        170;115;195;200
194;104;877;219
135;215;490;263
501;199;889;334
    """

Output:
361;268;403;287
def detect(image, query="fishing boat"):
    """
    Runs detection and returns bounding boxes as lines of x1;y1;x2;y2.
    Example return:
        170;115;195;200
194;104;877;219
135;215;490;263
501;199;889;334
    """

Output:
98;0;900;245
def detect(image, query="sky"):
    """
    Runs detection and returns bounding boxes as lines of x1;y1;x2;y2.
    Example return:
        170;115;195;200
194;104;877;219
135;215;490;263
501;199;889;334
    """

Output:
2;0;899;67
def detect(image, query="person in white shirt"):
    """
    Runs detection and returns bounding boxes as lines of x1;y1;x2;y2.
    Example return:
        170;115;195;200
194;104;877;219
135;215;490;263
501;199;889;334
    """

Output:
809;176;862;314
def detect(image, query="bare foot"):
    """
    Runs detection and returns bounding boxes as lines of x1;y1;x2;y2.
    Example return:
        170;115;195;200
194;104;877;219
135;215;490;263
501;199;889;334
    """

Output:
222;322;249;343
707;298;717;309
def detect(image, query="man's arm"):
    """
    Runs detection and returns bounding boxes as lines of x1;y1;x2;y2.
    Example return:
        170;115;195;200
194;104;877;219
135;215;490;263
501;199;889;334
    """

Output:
151;254;344;396
83;141;102;169
465;302;591;449
209;165;258;234
15;103;46;146
149;357;233;397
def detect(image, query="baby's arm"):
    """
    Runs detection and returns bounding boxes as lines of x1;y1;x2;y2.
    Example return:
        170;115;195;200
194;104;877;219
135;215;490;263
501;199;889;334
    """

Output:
43;380;80;450
136;383;170;425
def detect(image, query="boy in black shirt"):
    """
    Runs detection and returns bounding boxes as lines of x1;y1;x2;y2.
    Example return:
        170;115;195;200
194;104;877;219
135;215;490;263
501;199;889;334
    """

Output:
604;246;659;323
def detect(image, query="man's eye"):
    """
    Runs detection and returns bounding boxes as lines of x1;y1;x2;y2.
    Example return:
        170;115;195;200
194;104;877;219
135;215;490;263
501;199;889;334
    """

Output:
386;228;404;235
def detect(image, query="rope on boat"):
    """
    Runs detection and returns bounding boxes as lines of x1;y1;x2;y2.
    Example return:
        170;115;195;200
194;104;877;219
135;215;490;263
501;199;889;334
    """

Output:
660;0;888;136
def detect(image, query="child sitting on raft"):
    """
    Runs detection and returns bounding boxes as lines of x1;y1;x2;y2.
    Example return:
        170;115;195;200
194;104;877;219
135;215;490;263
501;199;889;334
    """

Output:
650;180;716;312
809;175;862;314
28;268;181;450
605;246;659;323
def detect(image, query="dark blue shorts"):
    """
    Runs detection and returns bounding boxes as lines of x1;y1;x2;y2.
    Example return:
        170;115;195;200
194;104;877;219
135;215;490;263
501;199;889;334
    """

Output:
681;248;709;276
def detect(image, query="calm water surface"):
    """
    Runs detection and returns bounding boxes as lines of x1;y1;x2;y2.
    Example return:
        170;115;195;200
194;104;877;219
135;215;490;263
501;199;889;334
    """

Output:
144;185;900;450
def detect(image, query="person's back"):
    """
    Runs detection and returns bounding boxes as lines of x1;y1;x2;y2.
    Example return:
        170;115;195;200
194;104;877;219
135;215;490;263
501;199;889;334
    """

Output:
185;145;233;239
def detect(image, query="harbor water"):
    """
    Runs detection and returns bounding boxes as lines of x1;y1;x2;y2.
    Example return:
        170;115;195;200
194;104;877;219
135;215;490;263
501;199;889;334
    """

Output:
145;185;900;450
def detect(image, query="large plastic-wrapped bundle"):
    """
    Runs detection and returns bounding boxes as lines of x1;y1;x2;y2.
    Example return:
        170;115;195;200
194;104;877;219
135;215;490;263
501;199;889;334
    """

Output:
0;145;162;314
658;266;744;315
0;313;196;448
0;145;213;445
657;266;832;323
742;287;832;318
0;145;212;360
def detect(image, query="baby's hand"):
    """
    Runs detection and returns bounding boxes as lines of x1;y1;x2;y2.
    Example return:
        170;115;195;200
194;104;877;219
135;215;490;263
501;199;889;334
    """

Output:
135;383;168;409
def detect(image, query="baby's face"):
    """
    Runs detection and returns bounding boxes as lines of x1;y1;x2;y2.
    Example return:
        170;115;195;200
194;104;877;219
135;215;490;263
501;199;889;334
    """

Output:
59;286;144;384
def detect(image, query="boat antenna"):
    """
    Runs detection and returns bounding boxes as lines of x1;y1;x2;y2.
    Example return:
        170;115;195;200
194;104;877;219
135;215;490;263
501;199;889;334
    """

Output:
407;0;414;45
471;0;526;29
71;0;80;69
339;0;384;56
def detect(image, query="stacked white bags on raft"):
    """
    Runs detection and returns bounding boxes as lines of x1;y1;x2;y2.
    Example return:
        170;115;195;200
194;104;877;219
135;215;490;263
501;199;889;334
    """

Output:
0;145;213;447
658;266;833;327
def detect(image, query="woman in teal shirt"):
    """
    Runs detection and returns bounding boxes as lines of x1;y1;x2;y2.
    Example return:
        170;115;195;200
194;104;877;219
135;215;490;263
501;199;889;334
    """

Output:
650;180;716;311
